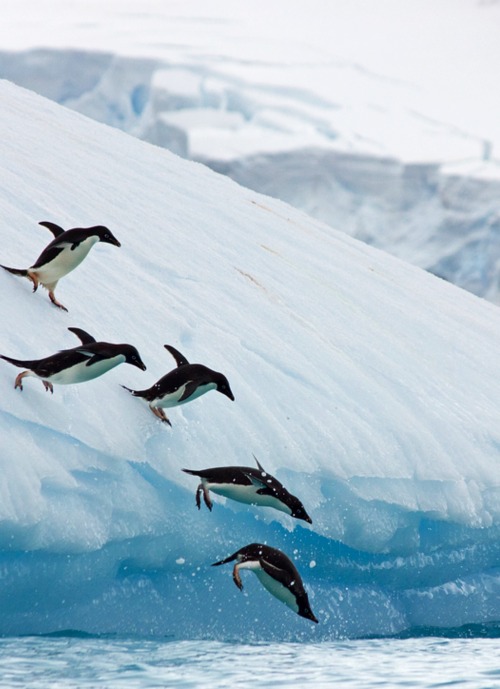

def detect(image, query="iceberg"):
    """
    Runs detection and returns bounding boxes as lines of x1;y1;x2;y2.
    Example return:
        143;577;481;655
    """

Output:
1;1;500;303
0;80;499;640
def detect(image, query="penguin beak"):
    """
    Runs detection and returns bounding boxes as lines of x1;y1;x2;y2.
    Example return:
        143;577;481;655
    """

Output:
133;358;147;371
101;231;121;247
305;610;319;624
294;509;312;524
221;387;235;401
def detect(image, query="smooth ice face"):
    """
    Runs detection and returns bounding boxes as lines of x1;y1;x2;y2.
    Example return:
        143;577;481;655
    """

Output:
0;81;499;641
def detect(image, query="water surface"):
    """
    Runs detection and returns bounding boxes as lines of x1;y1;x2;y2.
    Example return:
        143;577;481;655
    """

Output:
0;637;499;688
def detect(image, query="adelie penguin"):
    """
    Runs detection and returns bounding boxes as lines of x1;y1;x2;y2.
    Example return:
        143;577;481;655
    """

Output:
183;456;312;523
1;221;121;311
0;327;146;392
212;543;318;624
122;344;234;426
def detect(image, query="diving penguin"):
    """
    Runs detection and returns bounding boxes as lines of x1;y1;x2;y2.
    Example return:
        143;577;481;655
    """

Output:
1;221;121;311
0;327;146;392
212;543;318;623
122;344;234;426
182;455;312;523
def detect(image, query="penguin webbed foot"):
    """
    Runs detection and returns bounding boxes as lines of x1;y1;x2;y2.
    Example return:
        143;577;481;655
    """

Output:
42;380;54;394
27;271;39;293
49;291;68;312
195;485;202;510
232;565;244;591
195;484;213;511
14;372;27;391
150;405;172;426
202;485;213;511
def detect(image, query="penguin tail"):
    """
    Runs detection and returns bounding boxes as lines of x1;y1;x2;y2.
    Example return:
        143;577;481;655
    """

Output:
120;384;143;397
181;468;201;477
1;265;28;278
211;551;238;567
0;354;32;369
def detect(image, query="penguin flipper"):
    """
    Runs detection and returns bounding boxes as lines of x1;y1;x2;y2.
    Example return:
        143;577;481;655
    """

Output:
31;246;64;270
68;327;97;345
253;454;266;472
164;345;189;367
243;472;276;496
39;221;66;238
260;557;295;589
178;380;198;402
83;352;106;367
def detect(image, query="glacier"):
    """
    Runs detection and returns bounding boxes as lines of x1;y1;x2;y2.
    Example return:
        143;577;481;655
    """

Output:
1;1;500;303
0;80;499;641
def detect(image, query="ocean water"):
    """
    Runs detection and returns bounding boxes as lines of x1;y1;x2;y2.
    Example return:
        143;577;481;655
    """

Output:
0;637;498;689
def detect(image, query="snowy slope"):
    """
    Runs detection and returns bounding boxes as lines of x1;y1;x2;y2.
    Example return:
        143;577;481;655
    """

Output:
0;80;499;640
1;1;500;302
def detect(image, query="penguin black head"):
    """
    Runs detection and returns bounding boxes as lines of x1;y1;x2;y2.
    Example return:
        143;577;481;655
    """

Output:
287;495;312;524
121;345;147;371
92;226;121;247
214;373;234;401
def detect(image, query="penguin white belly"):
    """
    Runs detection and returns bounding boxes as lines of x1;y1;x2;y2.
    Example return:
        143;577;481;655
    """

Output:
35;237;99;284
46;354;125;384
209;483;292;514
237;561;299;613
153;382;216;408
254;569;299;613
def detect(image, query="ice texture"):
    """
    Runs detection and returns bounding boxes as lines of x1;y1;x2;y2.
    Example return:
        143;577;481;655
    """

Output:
1;1;500;302
0;81;499;640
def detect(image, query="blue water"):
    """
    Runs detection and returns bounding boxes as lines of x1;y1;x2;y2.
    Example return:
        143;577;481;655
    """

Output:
0;637;498;688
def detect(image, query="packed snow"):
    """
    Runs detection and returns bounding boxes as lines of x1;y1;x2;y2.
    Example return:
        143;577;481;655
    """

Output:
0;80;499;640
1;1;500;300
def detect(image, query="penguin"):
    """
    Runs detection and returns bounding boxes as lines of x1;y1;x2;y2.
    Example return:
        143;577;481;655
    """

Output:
0;327;146;392
212;543;318;623
182;455;312;523
122;344;234;426
1;221;121;311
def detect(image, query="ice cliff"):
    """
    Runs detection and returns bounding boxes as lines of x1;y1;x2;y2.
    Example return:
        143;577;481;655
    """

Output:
0;80;499;640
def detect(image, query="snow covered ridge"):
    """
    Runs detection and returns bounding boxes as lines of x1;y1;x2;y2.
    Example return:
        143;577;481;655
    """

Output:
2;39;500;302
0;80;499;639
